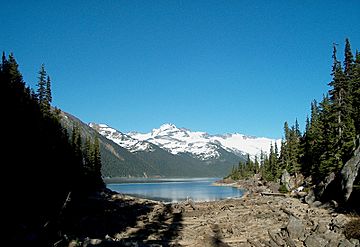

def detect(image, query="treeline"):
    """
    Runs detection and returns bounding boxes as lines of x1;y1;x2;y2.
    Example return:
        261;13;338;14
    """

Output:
1;52;103;245
228;38;360;185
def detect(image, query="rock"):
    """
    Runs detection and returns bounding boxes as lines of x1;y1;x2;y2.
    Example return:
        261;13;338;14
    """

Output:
83;238;102;247
305;189;316;204
323;232;341;247
317;172;336;200
295;173;305;187
315;221;328;234
286;215;305;240
282;231;296;247
311;201;323;207
268;230;286;246
349;238;359;246
330;200;338;208
304;234;328;247
297;191;308;198
331;214;348;233
338;238;356;247
247;239;262;247
340;145;360;202
281;169;296;191
68;240;78;247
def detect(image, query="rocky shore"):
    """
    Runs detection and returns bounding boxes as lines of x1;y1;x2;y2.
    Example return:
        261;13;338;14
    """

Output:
62;183;359;247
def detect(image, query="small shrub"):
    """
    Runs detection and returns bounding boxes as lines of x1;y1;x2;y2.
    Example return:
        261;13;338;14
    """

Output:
344;218;360;240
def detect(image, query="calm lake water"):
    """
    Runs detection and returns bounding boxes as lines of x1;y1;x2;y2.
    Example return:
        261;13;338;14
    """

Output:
107;178;244;203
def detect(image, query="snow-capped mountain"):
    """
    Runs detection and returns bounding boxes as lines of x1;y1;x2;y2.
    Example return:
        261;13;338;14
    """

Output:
89;123;153;153
210;133;281;158
91;123;281;161
129;123;221;160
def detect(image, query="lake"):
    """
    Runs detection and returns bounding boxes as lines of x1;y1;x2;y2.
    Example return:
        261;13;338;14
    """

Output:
107;178;244;203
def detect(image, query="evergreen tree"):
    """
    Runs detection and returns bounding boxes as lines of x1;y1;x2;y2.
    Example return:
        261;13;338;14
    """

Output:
37;64;46;105
254;156;260;174
36;64;53;115
93;136;103;187
2;52;105;245
352;51;360;135
83;136;93;170
328;41;356;164
344;38;354;77
71;123;83;165
317;94;340;178
44;75;52;113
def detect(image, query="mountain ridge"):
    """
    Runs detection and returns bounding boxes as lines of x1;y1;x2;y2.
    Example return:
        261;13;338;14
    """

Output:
91;122;281;161
59;114;242;177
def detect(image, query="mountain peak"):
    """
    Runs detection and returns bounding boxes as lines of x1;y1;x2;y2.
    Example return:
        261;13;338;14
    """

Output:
89;123;153;153
159;123;177;131
92;122;281;161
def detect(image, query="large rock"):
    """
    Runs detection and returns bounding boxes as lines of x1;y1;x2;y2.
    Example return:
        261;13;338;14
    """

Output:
305;188;316;204
281;169;296;191
286;215;305;240
340;145;360;202
304;234;328;247
317;141;360;205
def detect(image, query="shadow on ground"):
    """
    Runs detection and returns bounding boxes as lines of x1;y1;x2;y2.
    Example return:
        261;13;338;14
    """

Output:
59;190;183;246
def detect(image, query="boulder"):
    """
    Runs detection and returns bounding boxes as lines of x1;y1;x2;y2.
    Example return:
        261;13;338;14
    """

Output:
286;215;305;240
281;169;296;191
331;214;348;233
305;189;316;204
340;145;360;202
315;221;328;234
304;234;328;247
338;238;356;247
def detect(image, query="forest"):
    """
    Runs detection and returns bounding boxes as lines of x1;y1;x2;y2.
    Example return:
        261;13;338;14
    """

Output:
1;52;104;245
227;38;360;206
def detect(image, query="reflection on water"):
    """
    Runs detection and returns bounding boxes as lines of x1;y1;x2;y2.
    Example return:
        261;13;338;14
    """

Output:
107;178;243;203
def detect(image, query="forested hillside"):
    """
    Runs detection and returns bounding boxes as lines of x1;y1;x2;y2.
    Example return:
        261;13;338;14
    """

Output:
227;39;360;206
62;112;240;178
1;53;104;245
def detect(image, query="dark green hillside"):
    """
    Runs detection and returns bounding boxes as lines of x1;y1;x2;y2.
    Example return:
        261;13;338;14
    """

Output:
204;146;246;176
60;111;154;177
62;112;243;177
1;53;104;245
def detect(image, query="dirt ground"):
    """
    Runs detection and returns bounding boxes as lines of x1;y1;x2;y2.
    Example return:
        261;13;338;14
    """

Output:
62;189;358;247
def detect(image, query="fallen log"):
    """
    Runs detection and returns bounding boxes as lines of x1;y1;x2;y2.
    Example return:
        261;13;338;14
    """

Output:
261;192;286;197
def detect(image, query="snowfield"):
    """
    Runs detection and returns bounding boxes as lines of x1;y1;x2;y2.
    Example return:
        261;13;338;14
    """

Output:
90;123;281;160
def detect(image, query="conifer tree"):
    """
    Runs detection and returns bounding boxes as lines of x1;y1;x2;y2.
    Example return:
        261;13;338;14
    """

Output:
44;75;52;113
254;156;260;174
84;136;93;170
317;94;340;178
93;136;103;186
37;64;46;105
344;38;354;77
71;123;83;164
352;51;360;135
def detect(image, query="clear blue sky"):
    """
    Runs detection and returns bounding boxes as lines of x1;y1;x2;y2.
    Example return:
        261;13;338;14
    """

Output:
1;0;359;138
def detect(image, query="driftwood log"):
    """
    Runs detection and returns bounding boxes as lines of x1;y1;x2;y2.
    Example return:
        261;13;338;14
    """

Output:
261;192;286;197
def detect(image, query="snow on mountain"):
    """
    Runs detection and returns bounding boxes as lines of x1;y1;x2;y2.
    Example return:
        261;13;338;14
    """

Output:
91;122;281;161
210;133;281;158
128;123;281;160
129;123;221;160
89;123;153;153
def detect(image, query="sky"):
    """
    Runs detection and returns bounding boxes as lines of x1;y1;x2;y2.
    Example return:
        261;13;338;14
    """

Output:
1;0;359;139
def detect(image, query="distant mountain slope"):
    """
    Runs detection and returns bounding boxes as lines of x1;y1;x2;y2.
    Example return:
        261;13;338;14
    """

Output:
60;112;152;177
127;123;281;159
62;114;241;177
